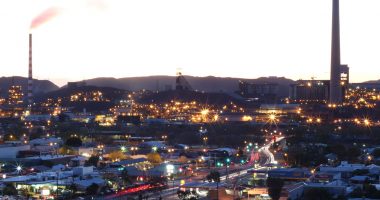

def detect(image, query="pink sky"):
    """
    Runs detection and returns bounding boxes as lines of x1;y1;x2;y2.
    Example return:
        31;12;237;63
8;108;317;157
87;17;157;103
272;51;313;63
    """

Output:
0;0;380;86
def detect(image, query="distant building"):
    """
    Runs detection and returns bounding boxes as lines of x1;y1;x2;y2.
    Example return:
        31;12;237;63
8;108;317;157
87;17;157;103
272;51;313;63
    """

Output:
259;104;301;114
289;80;330;103
8;85;24;106
0;143;30;159
267;168;312;181
238;81;278;103
176;72;193;91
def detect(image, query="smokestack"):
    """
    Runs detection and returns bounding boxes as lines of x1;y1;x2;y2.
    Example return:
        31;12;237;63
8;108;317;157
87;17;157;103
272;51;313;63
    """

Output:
330;0;342;104
28;33;33;107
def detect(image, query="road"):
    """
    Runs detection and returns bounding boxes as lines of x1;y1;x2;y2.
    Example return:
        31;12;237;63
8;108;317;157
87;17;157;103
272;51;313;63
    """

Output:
259;136;284;165
109;136;285;200
158;136;285;199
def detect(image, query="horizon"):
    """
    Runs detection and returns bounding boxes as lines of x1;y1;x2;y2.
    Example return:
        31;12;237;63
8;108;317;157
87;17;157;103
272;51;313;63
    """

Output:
1;74;378;88
1;0;380;86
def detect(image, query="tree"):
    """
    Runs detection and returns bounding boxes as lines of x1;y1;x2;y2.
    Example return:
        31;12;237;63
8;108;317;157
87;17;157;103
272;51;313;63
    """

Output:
3;183;17;196
58;145;76;155
65;137;82;147
373;148;380;158
147;152;163;164
58;113;70;122
327;144;347;160
29;127;44;140
350;187;363;198
352;169;369;176
303;188;332;200
206;170;220;200
178;156;189;164
361;183;380;199
85;156;99;167
4;133;18;141
68;183;78;197
267;178;284;200
108;150;127;162
347;146;361;162
121;169;132;185
86;183;99;195
20;188;30;199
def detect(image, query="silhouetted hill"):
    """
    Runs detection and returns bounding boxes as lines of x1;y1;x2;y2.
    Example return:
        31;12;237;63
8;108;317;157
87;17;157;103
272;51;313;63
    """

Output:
0;76;59;97
41;85;126;100
137;90;244;106
81;76;295;97
364;80;380;84
38;86;127;112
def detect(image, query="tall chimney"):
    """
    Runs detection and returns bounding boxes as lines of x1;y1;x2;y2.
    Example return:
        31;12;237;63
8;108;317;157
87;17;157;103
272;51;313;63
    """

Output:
28;33;33;107
329;0;342;104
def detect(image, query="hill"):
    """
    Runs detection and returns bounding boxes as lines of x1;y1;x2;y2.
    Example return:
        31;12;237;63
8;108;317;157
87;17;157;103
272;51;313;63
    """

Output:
81;76;295;98
364;80;380;84
137;90;244;106
38;85;127;112
0;76;59;97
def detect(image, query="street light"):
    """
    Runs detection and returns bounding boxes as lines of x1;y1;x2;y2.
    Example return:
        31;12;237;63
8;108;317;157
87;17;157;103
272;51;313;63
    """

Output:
131;147;138;155
16;165;22;174
203;137;208;146
162;135;168;142
152;146;158;152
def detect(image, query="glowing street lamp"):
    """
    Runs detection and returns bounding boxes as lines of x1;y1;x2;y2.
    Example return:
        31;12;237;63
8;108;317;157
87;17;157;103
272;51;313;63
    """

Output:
269;114;276;121
364;119;370;126
201;109;209;116
203;137;208;146
16;165;22;173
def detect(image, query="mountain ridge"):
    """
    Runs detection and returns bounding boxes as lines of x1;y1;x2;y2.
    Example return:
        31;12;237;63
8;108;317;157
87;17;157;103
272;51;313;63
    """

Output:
80;75;296;97
0;76;59;97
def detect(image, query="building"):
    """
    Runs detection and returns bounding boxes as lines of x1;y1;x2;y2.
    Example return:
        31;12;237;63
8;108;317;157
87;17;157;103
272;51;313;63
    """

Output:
8;85;24;106
0;143;31;159
239;81;278;102
267;168;312;181
290;80;330;103
175;72;193;91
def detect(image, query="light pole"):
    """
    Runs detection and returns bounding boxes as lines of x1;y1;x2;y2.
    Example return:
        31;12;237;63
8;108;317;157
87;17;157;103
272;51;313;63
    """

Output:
131;147;138;155
225;158;230;181
126;134;131;144
203;137;208;146
161;135;167;143
56;171;59;198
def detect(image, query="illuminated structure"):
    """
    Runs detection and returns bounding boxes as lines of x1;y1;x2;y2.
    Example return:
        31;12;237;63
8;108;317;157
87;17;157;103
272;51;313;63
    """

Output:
239;81;278;102
8;85;24;105
290;80;330;102
70;91;104;102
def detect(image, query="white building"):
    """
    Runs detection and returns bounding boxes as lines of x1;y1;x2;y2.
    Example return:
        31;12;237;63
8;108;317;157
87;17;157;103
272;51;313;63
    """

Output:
0;144;30;159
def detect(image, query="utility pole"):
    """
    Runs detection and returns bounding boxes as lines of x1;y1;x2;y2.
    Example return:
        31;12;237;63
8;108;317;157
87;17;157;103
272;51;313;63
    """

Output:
56;171;59;198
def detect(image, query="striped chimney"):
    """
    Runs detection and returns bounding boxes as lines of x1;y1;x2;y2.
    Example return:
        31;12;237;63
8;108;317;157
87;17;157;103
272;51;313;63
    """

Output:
28;33;33;106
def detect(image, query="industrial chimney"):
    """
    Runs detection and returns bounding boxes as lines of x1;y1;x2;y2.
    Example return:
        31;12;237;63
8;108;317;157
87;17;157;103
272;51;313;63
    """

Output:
330;0;342;104
28;33;33;107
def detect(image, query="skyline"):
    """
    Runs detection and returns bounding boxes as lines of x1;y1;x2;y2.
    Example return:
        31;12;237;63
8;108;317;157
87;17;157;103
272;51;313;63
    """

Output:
1;0;380;86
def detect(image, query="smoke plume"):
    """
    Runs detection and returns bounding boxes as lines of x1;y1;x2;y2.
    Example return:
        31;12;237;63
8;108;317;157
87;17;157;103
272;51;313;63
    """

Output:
30;7;61;29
